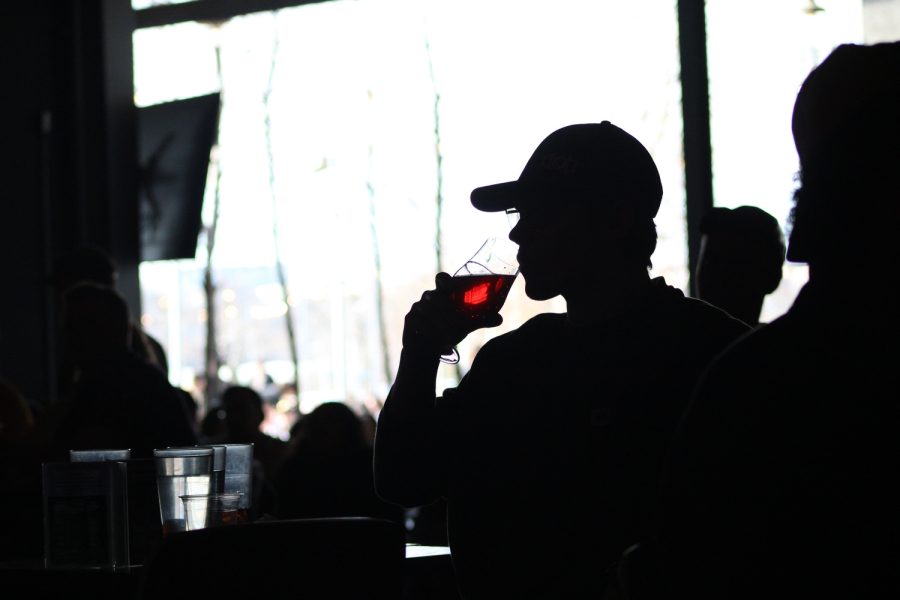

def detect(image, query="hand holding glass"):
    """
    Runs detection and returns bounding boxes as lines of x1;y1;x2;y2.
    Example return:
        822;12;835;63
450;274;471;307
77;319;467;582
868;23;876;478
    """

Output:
440;237;519;364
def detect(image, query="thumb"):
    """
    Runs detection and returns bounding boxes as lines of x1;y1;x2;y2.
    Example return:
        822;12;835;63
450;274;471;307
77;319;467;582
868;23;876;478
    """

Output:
435;272;453;291
481;313;503;329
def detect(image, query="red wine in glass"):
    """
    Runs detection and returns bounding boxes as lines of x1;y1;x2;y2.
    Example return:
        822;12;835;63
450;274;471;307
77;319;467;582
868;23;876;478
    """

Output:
448;273;517;318
441;237;519;364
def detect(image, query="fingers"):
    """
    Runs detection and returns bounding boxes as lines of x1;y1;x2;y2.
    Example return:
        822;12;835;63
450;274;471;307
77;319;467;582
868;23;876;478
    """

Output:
403;286;455;352
480;313;503;329
402;275;505;354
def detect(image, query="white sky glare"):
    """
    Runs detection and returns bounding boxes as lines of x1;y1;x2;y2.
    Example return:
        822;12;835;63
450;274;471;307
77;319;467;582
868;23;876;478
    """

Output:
133;0;877;396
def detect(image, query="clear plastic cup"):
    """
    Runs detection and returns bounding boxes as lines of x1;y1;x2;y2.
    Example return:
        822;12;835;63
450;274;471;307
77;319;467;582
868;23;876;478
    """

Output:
220;443;253;517
180;492;243;531
170;445;227;494
153;448;213;536
69;449;132;462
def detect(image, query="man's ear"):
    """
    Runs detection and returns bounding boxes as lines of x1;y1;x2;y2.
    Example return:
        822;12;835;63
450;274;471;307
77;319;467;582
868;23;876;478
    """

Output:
760;263;784;295
603;200;636;241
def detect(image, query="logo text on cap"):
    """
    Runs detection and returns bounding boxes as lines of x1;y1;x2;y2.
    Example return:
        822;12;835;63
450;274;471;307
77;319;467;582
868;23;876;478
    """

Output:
540;153;578;176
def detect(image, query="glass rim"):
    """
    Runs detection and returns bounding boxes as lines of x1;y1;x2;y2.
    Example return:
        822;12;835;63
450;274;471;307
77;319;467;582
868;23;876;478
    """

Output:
179;492;243;500
153;447;214;457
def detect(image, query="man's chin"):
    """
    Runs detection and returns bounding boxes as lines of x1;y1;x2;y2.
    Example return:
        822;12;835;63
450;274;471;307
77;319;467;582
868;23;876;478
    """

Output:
523;281;560;302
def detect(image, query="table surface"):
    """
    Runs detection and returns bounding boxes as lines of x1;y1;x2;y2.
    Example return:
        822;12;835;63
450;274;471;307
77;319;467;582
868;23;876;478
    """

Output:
0;544;451;572
405;544;452;559
0;545;457;599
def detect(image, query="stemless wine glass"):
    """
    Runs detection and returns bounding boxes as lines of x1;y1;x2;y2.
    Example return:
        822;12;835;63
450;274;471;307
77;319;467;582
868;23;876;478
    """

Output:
440;236;520;364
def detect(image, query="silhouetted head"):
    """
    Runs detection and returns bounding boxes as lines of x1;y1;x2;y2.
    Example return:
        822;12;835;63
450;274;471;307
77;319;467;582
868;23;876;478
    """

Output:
62;283;132;365
51;245;117;293
200;407;227;440
788;42;900;273
695;206;785;325
471;122;662;301
221;386;265;441
304;402;366;455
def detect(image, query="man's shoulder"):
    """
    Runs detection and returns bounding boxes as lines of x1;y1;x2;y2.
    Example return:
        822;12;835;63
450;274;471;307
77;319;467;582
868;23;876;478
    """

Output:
479;312;566;352
112;351;169;379
643;283;750;352
110;354;192;410
79;353;165;394
676;295;750;334
450;313;565;388
645;278;746;332
510;311;567;335
698;310;801;381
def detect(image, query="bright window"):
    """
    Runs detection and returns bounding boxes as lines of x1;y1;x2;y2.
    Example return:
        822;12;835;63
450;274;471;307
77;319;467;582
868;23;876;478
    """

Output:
705;0;898;322
134;0;686;411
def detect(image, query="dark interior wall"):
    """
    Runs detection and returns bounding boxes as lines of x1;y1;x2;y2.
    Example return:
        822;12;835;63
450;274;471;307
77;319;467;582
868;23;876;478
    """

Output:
0;0;139;406
0;1;57;406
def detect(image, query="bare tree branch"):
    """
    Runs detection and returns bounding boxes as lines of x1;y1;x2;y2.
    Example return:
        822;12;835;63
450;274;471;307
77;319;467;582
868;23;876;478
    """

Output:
425;35;445;275
263;12;301;396
203;38;225;413
365;134;393;394
424;31;463;381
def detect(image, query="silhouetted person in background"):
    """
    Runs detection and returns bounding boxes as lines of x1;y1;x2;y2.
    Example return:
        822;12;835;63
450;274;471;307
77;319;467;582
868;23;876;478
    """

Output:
50;245;200;434
51;283;197;457
276;402;401;523
220;385;290;481
374;122;748;597
51;245;167;375
694;205;785;326
200;405;228;442
649;42;900;600
212;385;290;517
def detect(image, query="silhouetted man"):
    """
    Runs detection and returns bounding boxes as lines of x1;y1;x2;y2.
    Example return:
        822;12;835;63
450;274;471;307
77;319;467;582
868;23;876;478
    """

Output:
52;283;197;457
51;245;169;384
374;122;748;597
221;385;290;481
694;205;785;326
276;402;401;523
652;42;900;600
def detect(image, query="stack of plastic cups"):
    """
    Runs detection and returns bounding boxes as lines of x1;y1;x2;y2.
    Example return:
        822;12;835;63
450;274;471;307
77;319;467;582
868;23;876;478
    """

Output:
152;448;213;536
221;443;253;523
180;492;243;531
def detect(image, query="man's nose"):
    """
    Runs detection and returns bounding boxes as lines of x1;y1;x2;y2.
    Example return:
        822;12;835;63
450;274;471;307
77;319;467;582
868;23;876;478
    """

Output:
508;221;522;244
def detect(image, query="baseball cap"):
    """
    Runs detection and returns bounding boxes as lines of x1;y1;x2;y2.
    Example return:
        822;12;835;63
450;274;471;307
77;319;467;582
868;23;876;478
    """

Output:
470;121;663;218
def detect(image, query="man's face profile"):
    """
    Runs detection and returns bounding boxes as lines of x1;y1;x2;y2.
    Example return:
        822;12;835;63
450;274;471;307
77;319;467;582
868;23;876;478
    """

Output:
509;188;611;301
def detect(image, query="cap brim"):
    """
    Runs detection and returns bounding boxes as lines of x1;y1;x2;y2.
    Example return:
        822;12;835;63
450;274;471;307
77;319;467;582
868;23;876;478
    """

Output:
470;181;521;212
